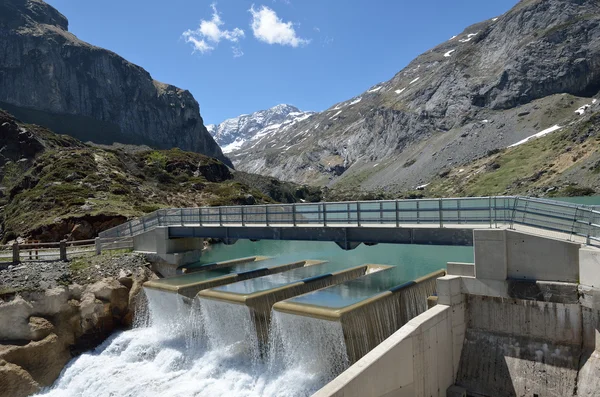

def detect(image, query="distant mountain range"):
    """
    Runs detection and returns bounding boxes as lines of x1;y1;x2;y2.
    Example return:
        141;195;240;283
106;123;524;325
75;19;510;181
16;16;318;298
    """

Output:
227;0;600;193
207;104;315;153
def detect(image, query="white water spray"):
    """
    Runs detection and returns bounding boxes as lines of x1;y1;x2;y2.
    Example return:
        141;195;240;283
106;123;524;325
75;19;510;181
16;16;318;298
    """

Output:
37;288;338;397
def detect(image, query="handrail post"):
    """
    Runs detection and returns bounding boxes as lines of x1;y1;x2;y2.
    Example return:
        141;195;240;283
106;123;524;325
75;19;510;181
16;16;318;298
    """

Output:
489;197;492;228
457;199;462;225
439;198;444;228
570;208;579;241
129;222;133;237
395;200;400;227
416;200;420;224
347;203;351;225
292;204;297;227
494;197;498;228
241;206;245;226
142;216;147;232
180;208;184;226
12;243;19;264
380;202;384;224
510;197;520;229
198;207;202;226
357;202;362;227
265;205;269;226
219;207;224;226
323;203;328;227
587;210;594;245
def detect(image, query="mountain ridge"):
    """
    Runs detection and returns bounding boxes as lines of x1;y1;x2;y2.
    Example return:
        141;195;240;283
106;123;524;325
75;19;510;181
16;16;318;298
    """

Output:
208;104;315;153
0;0;231;166
229;0;600;192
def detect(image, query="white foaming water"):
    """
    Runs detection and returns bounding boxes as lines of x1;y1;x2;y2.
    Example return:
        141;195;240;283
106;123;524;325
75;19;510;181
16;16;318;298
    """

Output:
269;311;349;386
37;289;337;397
145;288;193;335
200;297;261;362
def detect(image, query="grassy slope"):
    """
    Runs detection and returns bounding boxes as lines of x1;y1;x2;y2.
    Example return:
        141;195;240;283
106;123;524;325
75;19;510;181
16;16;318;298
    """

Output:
0;111;321;241
425;113;600;198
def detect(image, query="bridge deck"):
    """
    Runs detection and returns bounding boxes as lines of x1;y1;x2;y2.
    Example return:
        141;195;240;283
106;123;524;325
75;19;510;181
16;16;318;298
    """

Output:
98;196;599;248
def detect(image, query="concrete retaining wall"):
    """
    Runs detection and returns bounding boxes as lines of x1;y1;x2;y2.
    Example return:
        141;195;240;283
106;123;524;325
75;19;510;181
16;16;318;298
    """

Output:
473;229;580;282
313;305;456;397
133;227;204;255
313;275;466;397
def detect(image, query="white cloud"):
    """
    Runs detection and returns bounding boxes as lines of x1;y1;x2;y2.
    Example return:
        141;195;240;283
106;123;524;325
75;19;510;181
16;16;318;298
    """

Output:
249;5;309;47
232;46;244;58
183;4;245;56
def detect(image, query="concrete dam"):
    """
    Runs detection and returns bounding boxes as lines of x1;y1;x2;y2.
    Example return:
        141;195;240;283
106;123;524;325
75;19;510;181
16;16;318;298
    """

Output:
57;195;599;397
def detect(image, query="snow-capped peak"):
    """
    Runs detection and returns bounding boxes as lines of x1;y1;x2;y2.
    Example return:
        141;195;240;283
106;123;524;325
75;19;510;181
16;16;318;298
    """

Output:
208;104;315;154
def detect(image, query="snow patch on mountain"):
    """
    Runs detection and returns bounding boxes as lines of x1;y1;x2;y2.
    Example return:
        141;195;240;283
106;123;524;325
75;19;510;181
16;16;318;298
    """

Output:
208;104;315;154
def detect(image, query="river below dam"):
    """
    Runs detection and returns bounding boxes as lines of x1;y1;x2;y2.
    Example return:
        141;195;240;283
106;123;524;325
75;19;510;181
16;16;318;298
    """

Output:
37;240;473;397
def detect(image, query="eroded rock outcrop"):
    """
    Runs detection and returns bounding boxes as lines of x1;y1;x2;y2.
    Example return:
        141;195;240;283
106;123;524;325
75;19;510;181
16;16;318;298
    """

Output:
0;266;156;397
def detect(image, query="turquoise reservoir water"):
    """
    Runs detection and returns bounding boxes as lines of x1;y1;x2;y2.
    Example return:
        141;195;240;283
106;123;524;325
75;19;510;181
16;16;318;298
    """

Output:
553;196;600;206
212;262;352;295
195;240;473;286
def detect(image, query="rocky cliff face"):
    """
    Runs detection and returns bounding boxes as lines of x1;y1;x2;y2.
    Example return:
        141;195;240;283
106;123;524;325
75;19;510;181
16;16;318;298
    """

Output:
231;0;600;192
0;0;231;166
207;104;315;153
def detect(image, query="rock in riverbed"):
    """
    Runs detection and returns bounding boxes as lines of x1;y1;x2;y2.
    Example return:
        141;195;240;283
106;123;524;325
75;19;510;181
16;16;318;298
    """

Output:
0;254;157;397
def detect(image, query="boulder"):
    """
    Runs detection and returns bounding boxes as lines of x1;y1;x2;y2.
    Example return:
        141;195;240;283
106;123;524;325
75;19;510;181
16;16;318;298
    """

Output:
0;360;40;397
0;296;33;341
0;334;71;387
79;292;113;335
23;287;70;316
87;278;129;315
28;316;54;341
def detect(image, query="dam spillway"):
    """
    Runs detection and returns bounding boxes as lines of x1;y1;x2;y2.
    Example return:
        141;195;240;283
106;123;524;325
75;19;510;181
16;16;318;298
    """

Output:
39;241;465;397
198;262;389;352
144;256;323;298
273;267;445;363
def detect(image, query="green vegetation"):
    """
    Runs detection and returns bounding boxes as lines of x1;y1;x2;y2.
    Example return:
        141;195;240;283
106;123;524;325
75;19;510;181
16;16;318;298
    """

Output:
0;110;323;242
552;185;596;197
426;116;600;198
70;258;90;272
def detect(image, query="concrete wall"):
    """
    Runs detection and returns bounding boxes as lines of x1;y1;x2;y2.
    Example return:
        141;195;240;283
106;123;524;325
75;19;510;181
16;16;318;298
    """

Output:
446;262;475;277
580;247;600;288
313;305;455;397
133;227;204;255
313;275;466;397
473;229;580;282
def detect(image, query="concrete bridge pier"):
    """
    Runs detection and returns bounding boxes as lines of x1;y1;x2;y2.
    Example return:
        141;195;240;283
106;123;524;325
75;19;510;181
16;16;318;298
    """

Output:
133;227;204;277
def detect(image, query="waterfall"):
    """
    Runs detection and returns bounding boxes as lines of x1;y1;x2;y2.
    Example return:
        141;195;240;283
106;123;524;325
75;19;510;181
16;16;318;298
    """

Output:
269;311;349;386
199;298;261;363
144;287;194;335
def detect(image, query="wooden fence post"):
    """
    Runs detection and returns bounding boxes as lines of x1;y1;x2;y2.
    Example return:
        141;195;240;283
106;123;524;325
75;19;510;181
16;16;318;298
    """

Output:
12;243;19;264
95;237;102;255
59;240;67;261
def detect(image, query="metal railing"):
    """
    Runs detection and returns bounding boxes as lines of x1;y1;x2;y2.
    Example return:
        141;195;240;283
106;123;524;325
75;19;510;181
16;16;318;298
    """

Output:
98;196;600;246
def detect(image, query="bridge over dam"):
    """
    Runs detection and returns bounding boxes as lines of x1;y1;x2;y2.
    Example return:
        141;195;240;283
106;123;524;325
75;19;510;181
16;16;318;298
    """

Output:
98;196;600;270
96;196;600;397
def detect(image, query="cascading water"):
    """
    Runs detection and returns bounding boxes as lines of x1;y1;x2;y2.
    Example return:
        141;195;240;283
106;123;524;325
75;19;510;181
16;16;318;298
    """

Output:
199;297;261;363
269;311;349;385
37;288;338;397
144;287;193;335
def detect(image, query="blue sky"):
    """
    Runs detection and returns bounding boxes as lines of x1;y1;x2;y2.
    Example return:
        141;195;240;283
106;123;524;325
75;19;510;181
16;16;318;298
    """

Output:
46;0;518;125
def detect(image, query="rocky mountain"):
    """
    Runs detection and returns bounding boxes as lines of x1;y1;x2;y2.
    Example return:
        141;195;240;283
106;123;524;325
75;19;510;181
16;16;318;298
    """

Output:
0;110;322;242
207;104;315;153
230;0;600;192
0;0;231;166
